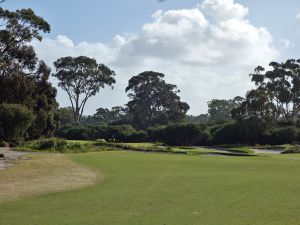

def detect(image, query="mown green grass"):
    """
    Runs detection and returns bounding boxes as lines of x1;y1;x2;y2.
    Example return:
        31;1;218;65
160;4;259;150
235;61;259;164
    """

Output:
1;152;300;225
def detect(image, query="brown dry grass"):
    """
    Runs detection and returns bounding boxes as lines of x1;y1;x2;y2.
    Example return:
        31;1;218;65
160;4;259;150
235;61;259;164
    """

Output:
0;153;99;203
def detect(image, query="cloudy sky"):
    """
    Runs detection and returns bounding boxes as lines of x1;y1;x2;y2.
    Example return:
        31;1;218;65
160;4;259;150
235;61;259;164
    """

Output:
3;0;300;115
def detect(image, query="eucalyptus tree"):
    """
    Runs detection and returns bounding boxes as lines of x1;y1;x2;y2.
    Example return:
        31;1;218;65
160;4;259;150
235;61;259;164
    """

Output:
0;6;59;139
207;99;239;124
94;106;128;125
231;88;277;123
231;59;300;125
249;60;300;123
0;7;50;77
126;71;189;130
53;56;116;126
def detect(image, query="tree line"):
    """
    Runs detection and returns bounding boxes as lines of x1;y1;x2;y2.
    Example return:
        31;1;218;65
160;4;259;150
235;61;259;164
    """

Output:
1;4;300;146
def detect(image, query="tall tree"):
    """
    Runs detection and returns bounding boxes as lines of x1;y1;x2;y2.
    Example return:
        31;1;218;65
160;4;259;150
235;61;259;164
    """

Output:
207;99;239;124
27;62;59;138
246;59;300;123
0;6;59;139
53;56;116;126
232;88;277;124
94;106;128;125
126;71;189;130
185;114;210;124
0;7;50;76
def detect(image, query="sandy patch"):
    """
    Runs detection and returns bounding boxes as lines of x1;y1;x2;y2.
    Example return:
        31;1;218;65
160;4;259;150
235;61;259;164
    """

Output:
0;147;25;170
0;153;99;203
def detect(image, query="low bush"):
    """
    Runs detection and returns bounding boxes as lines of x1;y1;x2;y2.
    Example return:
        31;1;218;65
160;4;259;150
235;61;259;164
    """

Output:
17;138;90;153
211;117;266;145
52;122;300;147
147;126;166;142
17;138;117;153
32;138;68;151
56;124;147;143
56;126;92;140
95;139;107;145
268;126;298;145
68;142;84;150
211;123;237;145
147;123;210;146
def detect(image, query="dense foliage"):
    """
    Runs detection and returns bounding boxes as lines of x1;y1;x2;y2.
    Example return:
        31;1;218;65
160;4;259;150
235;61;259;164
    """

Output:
17;138;93;153
126;71;190;130
0;6;59;141
56;124;147;143
147;123;210;146
0;104;33;142
233;60;300;125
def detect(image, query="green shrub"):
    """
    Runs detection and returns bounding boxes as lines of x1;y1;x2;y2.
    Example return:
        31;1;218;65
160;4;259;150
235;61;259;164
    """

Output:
268;126;297;145
33;138;67;151
127;130;147;142
147;126;166;142
57;126;92;140
95;139;107;145
148;123;209;146
0;104;33;142
68;142;83;150
211;123;237;145
211;117;266;145
17;138;92;153
56;124;147;143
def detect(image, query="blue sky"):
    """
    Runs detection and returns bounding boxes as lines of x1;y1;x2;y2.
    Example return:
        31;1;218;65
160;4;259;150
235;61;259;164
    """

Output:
3;0;300;115
3;0;299;56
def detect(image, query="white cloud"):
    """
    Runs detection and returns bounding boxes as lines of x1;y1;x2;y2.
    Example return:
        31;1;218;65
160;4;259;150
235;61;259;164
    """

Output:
56;35;74;48
279;39;292;48
33;0;278;115
296;13;300;22
201;0;248;20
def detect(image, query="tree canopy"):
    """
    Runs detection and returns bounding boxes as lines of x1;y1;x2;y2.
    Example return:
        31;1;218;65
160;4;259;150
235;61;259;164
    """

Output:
207;99;237;124
94;106;128;125
0;7;50;76
126;71;190;130
232;59;300;125
0;104;33;142
0;6;59;140
53;56;116;126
